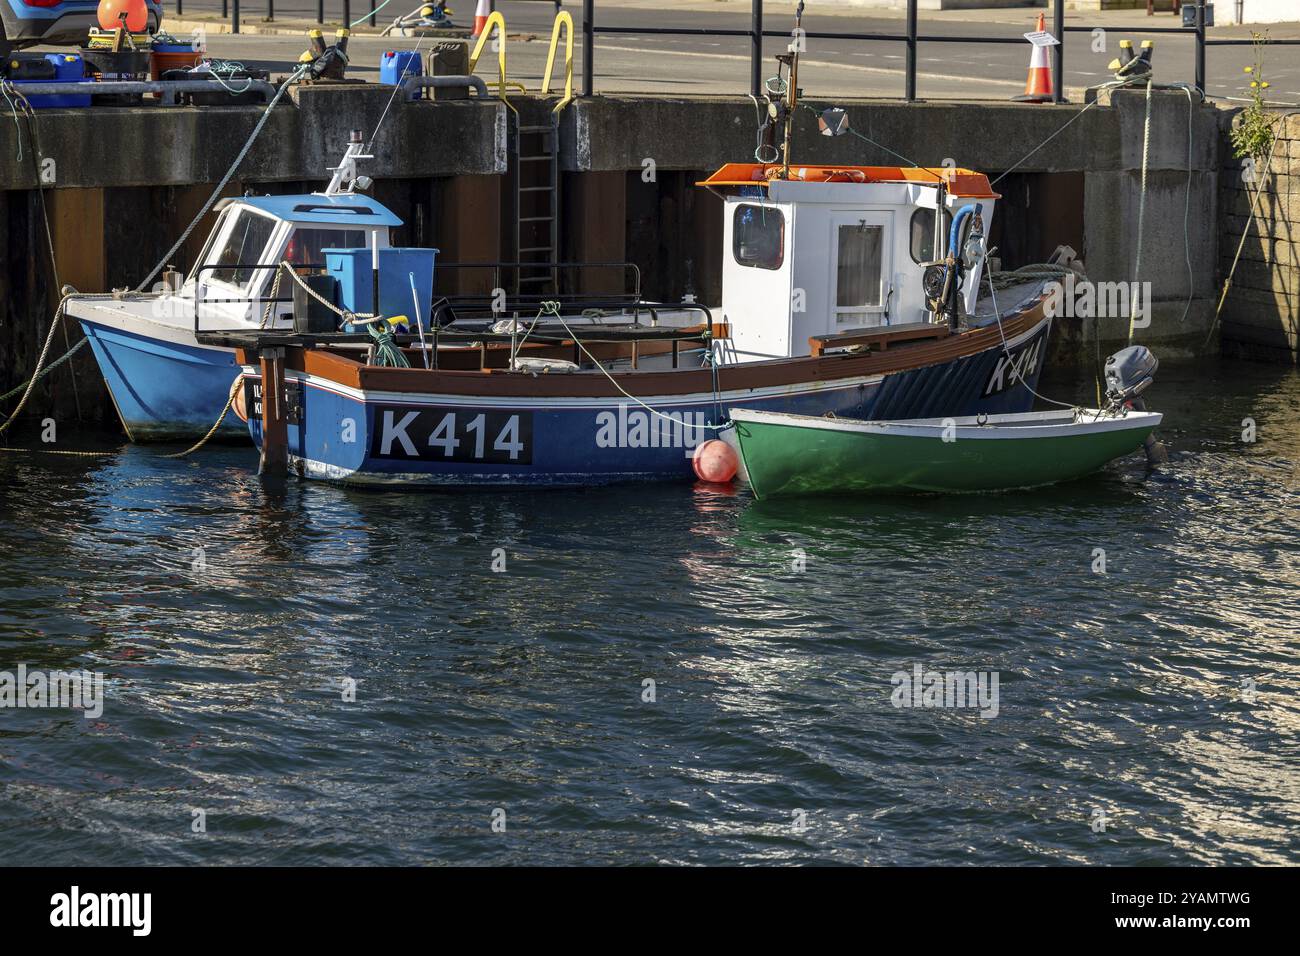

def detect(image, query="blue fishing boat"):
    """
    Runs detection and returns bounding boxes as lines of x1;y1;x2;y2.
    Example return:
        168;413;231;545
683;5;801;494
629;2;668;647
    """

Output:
222;298;1050;486
66;138;405;441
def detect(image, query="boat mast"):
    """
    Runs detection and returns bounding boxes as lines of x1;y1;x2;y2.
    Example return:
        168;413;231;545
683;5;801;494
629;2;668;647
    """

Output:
780;1;805;179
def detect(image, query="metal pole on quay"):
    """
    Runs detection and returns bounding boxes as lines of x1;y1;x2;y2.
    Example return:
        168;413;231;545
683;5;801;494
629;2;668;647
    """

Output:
233;0;240;34
751;0;762;99
1052;0;1064;104
905;0;916;102
583;0;594;95
1195;0;1207;96
317;0;323;25
268;0;274;22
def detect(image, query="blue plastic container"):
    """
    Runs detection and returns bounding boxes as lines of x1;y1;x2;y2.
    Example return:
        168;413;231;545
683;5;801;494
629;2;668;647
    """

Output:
325;248;438;332
24;54;91;110
380;50;423;101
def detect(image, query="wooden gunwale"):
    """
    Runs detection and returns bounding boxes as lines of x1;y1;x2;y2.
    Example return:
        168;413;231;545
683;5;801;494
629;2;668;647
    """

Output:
240;301;1046;400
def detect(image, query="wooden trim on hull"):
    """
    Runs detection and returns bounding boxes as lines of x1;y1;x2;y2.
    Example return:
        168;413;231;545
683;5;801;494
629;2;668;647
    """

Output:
239;303;1047;401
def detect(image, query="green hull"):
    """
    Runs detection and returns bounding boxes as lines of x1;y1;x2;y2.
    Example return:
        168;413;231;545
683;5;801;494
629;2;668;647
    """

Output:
730;408;1162;499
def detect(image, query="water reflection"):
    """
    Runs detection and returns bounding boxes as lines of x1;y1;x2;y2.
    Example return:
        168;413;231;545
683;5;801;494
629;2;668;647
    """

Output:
0;359;1297;864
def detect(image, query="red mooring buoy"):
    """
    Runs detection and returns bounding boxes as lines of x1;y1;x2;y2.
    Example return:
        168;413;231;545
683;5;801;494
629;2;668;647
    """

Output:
98;0;148;33
693;439;739;483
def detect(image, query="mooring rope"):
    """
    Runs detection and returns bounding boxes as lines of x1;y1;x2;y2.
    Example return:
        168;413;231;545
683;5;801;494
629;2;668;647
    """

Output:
1;81;85;418
1203;108;1300;349
1126;78;1154;345
279;263;377;325
135;63;312;293
984;265;1078;412
0;296;72;436
0;445;112;457
0;336;87;404
545;302;729;433
161;377;243;458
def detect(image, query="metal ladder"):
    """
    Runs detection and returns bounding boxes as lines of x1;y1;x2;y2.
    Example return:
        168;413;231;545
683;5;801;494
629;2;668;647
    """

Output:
513;114;560;295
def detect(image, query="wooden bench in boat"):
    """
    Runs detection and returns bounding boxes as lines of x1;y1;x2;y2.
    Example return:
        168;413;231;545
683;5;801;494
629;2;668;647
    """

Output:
809;321;951;357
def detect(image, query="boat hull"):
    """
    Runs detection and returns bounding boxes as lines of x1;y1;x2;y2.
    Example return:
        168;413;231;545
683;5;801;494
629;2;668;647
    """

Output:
79;317;245;442
240;313;1054;487
731;407;1163;499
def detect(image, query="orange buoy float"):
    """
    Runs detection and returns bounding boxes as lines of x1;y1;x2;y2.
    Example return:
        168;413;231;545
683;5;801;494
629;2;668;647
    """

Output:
231;378;248;423
692;439;738;483
97;0;149;33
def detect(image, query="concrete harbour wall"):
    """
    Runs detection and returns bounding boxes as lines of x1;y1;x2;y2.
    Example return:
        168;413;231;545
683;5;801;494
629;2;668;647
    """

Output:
1217;111;1300;363
0;86;1265;429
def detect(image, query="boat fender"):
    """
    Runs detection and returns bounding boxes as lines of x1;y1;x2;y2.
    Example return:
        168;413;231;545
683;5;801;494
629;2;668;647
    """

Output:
513;357;578;374
693;439;738;484
231;377;248;423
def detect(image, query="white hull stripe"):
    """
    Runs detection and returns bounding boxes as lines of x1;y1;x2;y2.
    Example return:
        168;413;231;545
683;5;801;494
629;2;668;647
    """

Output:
248;369;888;410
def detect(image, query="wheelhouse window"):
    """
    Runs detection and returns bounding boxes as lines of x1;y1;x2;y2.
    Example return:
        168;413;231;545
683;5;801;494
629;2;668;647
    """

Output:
835;222;884;322
909;207;953;264
189;208;230;283
733;204;784;270
283;228;369;266
208;210;278;287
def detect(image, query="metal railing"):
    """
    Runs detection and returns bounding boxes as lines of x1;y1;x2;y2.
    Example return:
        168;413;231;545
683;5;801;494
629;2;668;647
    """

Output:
577;0;1300;104
169;0;1297;101
174;0;561;33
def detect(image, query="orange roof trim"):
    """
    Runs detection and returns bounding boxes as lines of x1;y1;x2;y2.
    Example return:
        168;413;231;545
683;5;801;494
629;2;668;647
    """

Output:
696;163;1000;200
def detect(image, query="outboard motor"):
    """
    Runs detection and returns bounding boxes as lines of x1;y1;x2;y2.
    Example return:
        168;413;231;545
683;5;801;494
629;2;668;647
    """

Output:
1104;345;1166;464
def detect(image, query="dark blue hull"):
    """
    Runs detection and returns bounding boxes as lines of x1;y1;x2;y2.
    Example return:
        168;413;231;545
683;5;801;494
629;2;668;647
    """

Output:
244;316;1052;488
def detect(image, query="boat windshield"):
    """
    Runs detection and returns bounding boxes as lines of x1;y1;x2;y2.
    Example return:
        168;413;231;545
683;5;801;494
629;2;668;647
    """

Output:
208;209;278;287
282;227;370;266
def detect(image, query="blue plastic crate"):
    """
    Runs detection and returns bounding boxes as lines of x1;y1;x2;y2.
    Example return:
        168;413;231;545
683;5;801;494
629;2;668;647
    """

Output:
24;54;91;109
325;247;438;332
380;50;423;101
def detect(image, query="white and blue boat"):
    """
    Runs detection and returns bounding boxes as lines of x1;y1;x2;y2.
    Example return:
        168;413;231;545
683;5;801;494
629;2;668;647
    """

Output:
66;139;404;441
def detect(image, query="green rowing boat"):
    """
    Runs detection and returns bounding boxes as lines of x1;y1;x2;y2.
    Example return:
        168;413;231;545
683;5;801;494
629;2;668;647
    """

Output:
728;407;1164;499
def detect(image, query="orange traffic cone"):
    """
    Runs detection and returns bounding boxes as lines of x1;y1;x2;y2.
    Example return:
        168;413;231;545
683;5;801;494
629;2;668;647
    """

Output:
472;0;490;37
1014;12;1054;103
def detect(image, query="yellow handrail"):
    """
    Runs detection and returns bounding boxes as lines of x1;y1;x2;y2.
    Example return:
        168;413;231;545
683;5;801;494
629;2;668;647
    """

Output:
468;11;513;110
541;11;574;114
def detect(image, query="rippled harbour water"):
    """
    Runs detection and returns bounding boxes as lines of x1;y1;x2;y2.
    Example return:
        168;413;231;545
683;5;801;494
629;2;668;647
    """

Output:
0;358;1297;865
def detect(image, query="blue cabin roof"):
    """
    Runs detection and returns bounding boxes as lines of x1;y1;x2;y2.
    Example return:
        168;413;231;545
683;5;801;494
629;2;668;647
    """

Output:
219;194;403;227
